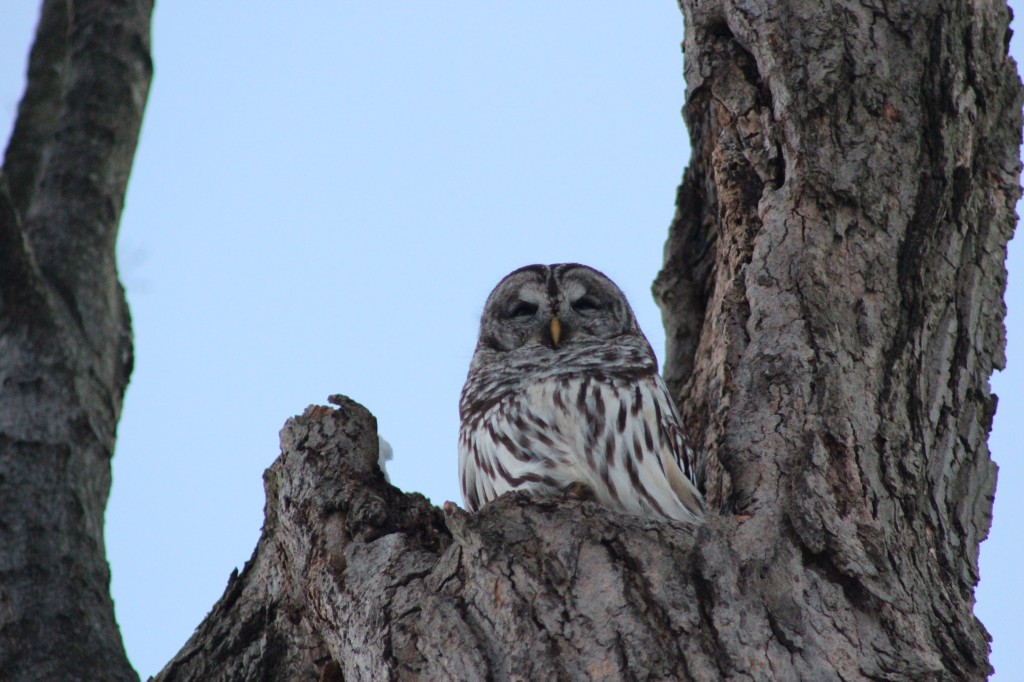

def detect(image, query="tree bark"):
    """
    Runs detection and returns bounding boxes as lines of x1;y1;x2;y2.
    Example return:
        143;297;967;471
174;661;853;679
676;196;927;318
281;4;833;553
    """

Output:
151;2;1020;681
155;397;721;681
0;1;152;680
653;0;1021;678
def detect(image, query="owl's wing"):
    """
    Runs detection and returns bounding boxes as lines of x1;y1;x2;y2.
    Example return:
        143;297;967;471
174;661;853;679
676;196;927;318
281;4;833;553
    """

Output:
552;372;704;523
643;374;705;521
658;418;704;520
458;426;483;512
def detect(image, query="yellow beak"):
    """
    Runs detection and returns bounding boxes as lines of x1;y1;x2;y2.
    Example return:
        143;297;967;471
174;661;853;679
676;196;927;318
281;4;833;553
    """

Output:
550;317;562;347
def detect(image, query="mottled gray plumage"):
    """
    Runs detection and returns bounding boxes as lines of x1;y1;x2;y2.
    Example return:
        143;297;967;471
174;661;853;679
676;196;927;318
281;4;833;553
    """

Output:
459;264;704;523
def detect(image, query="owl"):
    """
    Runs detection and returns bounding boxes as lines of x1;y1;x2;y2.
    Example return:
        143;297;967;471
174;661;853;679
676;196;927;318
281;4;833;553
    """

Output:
458;263;704;523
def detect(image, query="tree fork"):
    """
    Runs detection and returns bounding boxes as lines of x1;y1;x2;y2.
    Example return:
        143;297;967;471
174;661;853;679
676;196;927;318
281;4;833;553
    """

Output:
156;1;1020;680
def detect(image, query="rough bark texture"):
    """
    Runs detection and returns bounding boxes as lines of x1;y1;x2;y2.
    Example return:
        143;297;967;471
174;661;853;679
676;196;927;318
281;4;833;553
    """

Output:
152;2;1020;681
654;0;1022;678
0;1;152;680
156;397;720;682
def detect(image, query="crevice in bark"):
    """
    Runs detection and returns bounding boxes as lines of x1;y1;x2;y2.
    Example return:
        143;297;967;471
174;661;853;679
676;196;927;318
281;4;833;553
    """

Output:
690;566;730;679
656;10;782;512
0;176;52;329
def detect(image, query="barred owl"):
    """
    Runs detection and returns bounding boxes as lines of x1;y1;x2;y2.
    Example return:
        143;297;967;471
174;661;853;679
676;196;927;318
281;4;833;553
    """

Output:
458;264;704;523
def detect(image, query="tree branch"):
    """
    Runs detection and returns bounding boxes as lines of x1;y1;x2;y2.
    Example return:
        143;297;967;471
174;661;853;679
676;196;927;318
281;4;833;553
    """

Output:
21;0;152;363
0;2;153;678
155;397;720;681
2;0;68;220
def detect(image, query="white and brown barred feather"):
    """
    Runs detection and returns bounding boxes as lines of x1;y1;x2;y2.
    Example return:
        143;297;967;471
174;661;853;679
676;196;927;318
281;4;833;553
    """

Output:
458;264;704;524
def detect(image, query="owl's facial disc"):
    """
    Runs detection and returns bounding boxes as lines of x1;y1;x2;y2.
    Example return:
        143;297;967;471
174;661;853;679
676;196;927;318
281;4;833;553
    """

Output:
477;263;638;353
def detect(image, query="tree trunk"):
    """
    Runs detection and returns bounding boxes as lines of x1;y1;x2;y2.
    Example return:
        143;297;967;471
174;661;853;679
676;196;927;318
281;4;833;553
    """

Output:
0;1;152;680
152;1;1020;680
655;0;1021;677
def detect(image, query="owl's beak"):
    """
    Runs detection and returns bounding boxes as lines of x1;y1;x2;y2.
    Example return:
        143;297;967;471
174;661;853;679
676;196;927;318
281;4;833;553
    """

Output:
549;317;562;347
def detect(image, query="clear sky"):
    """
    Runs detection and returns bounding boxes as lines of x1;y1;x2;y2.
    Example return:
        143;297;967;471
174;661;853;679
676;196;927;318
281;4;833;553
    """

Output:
1;3;1021;678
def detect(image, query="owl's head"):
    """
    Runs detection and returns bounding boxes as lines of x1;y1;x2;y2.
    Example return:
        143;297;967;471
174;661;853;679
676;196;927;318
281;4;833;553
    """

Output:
476;263;643;353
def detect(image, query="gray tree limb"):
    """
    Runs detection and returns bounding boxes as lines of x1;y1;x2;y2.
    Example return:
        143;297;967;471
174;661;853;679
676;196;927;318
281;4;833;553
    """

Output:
0;1;153;680
156;397;718;681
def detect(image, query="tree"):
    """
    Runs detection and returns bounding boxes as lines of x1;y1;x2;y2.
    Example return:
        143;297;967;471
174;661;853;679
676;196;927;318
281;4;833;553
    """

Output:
0;1;151;680
1;1;1019;681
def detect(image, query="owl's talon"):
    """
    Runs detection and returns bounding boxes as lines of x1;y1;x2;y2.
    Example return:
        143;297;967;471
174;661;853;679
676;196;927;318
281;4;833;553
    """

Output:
563;482;595;502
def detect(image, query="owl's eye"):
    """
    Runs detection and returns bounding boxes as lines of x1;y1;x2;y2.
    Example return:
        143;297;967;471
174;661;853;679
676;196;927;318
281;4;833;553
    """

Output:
571;295;603;313
507;301;539;319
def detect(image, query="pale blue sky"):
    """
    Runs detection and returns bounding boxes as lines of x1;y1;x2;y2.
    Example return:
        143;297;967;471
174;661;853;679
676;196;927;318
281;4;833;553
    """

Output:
1;3;1021;678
